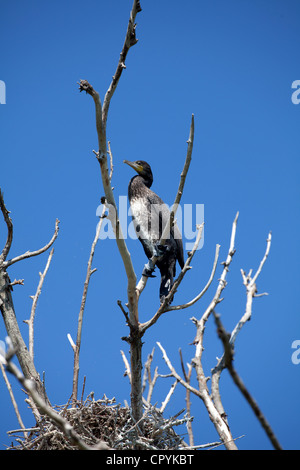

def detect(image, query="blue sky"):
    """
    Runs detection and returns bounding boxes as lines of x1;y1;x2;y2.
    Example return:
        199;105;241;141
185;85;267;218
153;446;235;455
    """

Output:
0;0;299;450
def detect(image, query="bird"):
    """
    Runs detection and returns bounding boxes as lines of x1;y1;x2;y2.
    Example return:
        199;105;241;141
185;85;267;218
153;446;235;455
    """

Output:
124;159;184;302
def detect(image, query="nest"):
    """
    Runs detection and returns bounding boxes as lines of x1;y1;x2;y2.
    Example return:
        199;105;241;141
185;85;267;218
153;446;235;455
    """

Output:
8;394;191;450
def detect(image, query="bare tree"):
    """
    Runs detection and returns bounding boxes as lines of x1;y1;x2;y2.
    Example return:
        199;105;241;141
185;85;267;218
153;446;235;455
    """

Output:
0;189;59;405
0;0;282;451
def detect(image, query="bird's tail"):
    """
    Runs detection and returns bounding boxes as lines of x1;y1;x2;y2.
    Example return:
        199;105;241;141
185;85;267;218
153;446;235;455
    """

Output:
159;262;176;302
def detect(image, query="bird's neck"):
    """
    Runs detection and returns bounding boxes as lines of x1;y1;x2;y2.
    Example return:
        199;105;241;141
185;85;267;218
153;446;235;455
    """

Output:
130;174;153;191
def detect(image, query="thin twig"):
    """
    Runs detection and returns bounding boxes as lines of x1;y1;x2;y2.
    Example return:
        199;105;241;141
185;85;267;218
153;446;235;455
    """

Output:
189;213;238;435
25;248;54;360
156;341;237;450
72;204;106;403
143;348;159;405
0;361;27;439
160;380;178;413
179;348;194;446
251;231;272;286
167;243;220;312
9;278;24;287
142;347;155;396
120;350;131;383
192;212;239;359
4;219;59;268
102;0;142;126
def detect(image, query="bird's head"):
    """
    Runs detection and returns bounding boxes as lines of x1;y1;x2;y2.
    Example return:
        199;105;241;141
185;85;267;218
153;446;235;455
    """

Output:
124;160;153;185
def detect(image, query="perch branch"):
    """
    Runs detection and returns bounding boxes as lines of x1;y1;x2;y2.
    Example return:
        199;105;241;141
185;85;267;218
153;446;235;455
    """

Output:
140;220;203;334
107;141;114;181
79;79;137;324
167;243;220;312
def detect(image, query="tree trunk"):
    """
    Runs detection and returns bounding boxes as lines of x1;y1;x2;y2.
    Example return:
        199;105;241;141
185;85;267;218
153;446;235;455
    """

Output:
0;269;46;401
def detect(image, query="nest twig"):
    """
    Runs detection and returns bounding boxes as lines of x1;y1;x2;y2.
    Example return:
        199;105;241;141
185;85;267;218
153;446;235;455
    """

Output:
7;394;191;450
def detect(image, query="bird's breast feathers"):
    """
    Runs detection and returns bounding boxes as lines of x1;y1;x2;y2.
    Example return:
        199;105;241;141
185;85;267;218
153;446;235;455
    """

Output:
130;197;160;249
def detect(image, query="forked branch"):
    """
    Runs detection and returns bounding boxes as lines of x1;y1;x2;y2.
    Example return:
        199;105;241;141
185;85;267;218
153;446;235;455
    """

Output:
140;221;204;335
211;231;273;424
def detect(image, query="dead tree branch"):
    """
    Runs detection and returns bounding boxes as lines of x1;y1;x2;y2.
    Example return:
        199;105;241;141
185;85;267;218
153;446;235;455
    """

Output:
166;243;220;312
24;248;54;360
78;1;142;426
78;89;137;323
232;231;272;344
191;212;239;354
4;219;59;269
102;0;142;127
0;357;27;439
78;1;145;429
0;192;59;402
211;231;273;429
71;204;107;404
156;341;238;450
0;189;13;267
179;348;194;446
152;213;241;450
213;311;282;450
140;221;204;334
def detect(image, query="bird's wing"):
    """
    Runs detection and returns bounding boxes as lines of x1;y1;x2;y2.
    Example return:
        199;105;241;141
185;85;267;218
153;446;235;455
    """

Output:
147;192;185;268
173;224;185;269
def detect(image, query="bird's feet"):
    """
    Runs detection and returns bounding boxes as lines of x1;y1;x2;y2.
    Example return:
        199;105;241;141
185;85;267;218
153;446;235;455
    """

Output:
142;259;156;278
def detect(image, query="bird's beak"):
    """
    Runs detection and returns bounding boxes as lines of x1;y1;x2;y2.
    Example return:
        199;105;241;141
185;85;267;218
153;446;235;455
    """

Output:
123;160;143;174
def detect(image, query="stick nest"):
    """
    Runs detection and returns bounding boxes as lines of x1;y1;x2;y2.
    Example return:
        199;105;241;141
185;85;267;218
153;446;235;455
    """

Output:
8;394;190;450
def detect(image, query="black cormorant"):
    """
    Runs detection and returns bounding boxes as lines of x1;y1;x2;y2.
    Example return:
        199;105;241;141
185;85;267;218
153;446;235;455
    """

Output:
124;160;184;302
